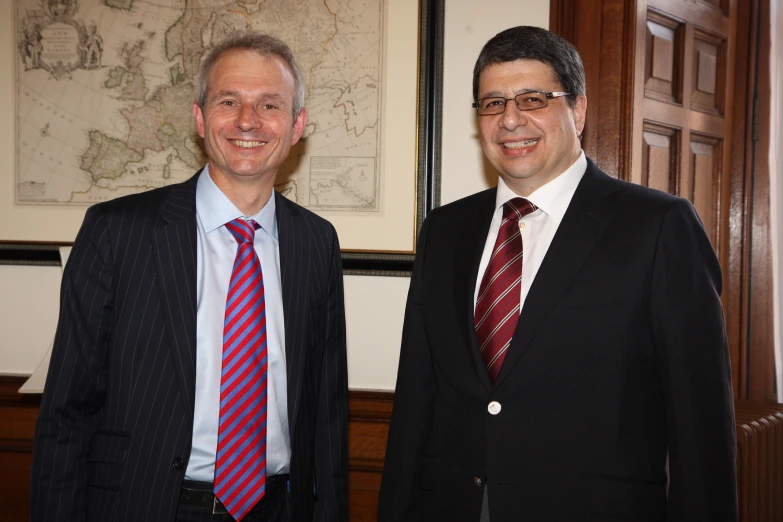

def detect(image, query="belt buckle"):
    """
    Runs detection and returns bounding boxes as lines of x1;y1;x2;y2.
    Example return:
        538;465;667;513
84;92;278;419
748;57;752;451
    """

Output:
212;496;228;515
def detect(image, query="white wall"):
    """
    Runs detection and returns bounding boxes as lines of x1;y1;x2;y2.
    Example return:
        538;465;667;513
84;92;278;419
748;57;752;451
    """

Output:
770;0;783;403
440;1;550;205
0;265;61;375
0;0;548;390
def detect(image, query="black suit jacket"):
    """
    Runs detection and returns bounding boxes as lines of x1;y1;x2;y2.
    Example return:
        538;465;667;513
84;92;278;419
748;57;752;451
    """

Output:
30;172;348;522
379;159;737;522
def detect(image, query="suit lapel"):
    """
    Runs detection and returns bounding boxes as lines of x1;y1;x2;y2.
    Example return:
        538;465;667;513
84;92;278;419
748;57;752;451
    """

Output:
275;192;307;434
494;161;620;387
453;188;497;391
152;172;200;420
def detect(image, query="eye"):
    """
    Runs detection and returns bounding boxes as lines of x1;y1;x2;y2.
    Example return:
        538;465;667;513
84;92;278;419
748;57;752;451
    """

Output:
262;103;277;110
220;100;237;107
522;94;544;104
479;98;505;111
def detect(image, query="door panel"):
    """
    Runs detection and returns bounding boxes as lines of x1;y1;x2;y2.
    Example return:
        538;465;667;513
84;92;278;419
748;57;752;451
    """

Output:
632;0;735;275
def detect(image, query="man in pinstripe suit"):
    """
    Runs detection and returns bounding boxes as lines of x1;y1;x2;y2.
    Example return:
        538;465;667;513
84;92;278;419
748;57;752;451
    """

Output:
31;32;348;522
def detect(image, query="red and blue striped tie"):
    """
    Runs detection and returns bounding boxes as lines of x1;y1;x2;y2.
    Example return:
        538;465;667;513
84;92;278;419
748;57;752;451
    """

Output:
214;218;267;520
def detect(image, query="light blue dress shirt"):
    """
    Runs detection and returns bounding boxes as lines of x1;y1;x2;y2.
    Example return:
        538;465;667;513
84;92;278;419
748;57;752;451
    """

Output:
186;166;290;482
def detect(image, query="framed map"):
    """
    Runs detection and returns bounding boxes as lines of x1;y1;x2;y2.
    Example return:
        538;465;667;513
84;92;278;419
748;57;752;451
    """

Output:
0;0;444;275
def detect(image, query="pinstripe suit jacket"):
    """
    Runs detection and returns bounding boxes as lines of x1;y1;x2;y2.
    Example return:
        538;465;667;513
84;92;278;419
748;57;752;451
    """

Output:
30;171;349;522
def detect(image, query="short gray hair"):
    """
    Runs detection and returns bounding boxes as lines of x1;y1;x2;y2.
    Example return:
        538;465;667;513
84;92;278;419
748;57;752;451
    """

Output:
196;32;305;117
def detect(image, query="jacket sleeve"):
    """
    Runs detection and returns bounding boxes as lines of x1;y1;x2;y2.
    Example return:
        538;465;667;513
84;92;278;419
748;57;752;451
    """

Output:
377;215;436;522
30;205;115;522
649;198;738;521
313;225;349;522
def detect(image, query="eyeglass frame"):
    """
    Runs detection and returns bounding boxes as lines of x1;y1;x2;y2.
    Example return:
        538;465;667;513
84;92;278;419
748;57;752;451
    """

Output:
472;91;571;115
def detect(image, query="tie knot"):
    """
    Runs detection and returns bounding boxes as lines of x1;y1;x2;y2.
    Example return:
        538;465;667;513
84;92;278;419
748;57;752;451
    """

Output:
226;218;259;244
503;197;536;221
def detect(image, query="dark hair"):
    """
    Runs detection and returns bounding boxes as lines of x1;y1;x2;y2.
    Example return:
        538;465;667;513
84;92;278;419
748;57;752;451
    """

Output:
472;26;585;107
196;31;305;116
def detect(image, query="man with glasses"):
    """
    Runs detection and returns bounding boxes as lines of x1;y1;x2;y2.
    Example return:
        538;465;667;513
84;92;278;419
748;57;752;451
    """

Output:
379;26;737;522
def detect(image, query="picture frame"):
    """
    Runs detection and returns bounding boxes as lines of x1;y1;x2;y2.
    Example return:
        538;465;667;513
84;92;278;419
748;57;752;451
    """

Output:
0;0;443;276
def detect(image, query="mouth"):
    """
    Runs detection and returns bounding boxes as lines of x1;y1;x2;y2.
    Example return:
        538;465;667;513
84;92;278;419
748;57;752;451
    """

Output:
501;138;540;149
229;139;267;148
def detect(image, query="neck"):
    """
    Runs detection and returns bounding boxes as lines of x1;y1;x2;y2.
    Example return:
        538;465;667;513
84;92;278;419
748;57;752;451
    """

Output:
504;149;582;197
208;166;274;216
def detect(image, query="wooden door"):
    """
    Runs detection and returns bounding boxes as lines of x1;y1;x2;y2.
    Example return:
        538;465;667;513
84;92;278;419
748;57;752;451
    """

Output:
630;0;735;260
629;0;750;396
551;0;774;402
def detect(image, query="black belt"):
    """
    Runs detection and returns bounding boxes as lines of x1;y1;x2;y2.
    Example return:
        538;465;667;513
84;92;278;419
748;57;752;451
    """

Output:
179;474;289;515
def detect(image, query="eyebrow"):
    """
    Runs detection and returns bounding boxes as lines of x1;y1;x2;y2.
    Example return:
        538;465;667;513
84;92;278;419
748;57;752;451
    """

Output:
479;88;548;98
210;90;287;103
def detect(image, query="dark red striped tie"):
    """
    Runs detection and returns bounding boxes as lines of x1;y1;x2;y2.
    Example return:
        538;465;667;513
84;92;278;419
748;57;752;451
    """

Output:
475;198;536;383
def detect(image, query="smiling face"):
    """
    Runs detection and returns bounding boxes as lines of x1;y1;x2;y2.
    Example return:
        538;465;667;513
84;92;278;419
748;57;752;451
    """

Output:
193;49;307;188
477;59;586;196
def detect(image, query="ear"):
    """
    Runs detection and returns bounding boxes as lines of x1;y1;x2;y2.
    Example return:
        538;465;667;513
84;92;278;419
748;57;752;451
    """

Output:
193;100;205;139
291;108;309;146
572;94;587;137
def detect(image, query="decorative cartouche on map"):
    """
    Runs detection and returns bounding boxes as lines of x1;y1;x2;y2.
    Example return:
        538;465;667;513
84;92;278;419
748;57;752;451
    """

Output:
18;0;104;80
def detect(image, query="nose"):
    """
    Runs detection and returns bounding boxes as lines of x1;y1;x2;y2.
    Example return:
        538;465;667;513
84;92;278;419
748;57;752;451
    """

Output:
236;104;260;132
499;100;529;131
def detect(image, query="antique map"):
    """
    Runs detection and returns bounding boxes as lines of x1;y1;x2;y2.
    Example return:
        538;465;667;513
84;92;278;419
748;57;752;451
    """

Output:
15;0;382;211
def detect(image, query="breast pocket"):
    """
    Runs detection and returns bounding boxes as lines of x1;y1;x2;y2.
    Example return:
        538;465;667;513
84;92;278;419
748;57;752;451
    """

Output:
87;431;130;491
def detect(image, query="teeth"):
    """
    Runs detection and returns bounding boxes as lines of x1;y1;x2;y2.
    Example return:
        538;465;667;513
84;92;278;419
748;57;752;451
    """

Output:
231;140;266;148
503;139;539;149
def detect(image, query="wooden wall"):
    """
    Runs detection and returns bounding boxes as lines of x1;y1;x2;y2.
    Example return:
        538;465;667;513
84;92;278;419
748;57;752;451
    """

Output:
6;375;783;522
550;0;776;402
0;376;392;522
0;377;39;522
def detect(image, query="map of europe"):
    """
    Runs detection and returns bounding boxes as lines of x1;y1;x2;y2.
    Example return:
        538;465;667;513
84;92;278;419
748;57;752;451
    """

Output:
16;0;382;211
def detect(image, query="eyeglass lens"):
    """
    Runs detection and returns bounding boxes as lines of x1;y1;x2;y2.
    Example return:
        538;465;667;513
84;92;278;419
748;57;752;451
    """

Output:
477;92;549;115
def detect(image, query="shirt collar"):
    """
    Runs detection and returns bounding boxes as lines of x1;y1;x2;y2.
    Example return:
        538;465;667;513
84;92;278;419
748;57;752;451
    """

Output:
196;165;278;240
494;150;587;223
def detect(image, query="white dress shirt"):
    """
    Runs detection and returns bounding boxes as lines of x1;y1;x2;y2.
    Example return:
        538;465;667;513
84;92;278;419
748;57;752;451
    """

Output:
186;166;290;481
474;151;587;311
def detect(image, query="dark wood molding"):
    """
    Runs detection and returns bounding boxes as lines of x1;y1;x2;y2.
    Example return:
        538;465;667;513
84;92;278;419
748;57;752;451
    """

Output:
551;0;774;402
550;0;637;180
0;376;394;522
4;377;783;521
728;0;776;402
749;0;775;402
348;390;394;474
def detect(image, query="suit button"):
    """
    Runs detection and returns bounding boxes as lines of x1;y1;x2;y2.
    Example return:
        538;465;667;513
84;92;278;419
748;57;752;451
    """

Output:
172;457;184;470
488;401;501;415
474;476;483;487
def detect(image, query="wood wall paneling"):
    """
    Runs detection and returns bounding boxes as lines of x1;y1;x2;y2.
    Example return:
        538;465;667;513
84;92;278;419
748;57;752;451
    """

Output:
0;376;39;522
747;0;775;402
691;29;726;116
550;0;637;180
551;0;776;402
641;121;680;193
0;377;393;522
689;134;723;248
347;391;393;520
727;0;755;400
6;378;783;521
645;10;684;105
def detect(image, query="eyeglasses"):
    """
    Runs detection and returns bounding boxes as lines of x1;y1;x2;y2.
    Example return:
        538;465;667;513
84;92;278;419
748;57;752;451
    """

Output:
472;91;571;115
